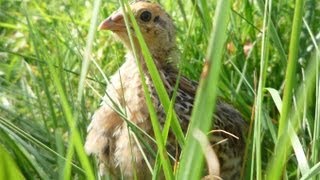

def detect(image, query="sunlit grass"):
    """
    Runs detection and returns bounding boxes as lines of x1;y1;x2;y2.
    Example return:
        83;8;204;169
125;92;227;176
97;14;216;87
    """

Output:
0;0;319;179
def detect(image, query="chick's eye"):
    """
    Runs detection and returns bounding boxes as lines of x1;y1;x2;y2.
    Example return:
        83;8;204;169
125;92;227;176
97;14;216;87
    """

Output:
140;11;152;22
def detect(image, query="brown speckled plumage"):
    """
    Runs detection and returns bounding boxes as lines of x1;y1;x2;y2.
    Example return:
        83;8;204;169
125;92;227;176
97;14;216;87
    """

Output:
85;1;247;179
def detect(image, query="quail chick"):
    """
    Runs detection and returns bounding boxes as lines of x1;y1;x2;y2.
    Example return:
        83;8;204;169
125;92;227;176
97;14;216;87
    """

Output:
85;1;247;179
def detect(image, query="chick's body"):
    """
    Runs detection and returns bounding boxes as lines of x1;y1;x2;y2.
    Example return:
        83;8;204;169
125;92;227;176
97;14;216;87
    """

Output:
85;1;247;179
86;53;154;178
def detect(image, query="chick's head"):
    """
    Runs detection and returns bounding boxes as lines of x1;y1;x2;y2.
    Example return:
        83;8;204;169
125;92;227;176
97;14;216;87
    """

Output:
99;1;177;65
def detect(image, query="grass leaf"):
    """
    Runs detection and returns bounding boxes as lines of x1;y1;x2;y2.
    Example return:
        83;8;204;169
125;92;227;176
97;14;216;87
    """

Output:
177;0;231;179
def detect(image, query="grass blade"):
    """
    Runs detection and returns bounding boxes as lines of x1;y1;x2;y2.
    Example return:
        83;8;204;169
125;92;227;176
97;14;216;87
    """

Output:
0;144;24;180
119;0;176;178
266;39;318;180
177;0;231;179
251;0;272;178
277;0;304;136
77;0;101;101
267;0;305;178
301;162;320;180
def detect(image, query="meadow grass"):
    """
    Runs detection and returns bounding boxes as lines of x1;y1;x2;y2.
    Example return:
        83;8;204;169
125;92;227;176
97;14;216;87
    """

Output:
0;0;319;179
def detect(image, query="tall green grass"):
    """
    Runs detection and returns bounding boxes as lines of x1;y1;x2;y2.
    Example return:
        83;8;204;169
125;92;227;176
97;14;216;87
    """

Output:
178;0;231;179
0;0;319;179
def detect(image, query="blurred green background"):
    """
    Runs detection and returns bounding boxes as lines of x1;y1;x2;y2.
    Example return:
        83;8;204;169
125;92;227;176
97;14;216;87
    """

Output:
0;0;319;179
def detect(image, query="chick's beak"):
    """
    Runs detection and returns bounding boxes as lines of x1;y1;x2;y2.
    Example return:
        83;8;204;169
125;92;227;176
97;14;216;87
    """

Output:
98;11;125;31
